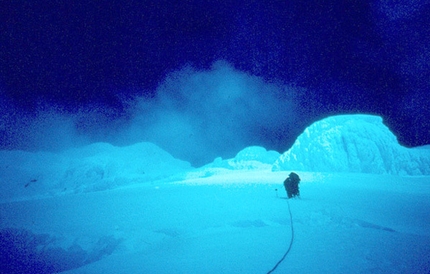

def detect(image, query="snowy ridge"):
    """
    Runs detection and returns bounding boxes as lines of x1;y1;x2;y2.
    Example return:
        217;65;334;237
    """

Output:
173;146;280;183
272;114;430;175
0;142;191;201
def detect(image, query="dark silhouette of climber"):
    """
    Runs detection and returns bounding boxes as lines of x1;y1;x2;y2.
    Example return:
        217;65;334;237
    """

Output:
283;172;301;199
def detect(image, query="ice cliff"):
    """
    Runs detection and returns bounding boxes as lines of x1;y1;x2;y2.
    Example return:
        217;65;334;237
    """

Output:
272;114;430;175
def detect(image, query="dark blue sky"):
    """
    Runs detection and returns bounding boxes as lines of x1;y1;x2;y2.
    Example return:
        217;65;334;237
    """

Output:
1;1;429;165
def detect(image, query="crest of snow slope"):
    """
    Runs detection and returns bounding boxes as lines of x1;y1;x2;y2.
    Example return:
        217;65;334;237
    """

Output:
184;146;280;179
0;142;191;201
272;114;430;175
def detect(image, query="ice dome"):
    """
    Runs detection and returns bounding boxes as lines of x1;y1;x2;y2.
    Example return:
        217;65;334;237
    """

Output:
272;114;430;175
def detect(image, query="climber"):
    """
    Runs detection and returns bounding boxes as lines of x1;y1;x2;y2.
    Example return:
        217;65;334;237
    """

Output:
283;172;301;199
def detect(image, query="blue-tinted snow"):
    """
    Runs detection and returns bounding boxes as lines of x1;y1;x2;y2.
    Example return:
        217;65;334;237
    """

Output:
1;171;429;273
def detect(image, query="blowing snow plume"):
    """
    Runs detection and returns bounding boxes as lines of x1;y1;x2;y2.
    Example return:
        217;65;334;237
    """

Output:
120;61;297;166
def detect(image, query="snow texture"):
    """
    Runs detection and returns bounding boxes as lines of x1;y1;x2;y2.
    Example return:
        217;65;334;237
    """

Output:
273;114;430;175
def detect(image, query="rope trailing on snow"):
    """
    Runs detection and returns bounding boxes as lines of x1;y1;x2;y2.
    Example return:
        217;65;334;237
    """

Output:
266;198;295;274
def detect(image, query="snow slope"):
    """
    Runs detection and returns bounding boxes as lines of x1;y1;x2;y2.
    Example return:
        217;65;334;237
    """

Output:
273;114;430;175
1;171;429;273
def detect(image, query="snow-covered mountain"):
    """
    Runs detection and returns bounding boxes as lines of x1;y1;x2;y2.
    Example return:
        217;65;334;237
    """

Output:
2;114;429;202
272;114;430;175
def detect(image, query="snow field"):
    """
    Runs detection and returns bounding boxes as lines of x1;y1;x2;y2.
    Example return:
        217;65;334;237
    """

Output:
1;170;429;273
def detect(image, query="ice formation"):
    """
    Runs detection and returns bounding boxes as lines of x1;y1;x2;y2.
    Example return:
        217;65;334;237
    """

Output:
272;114;430;175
